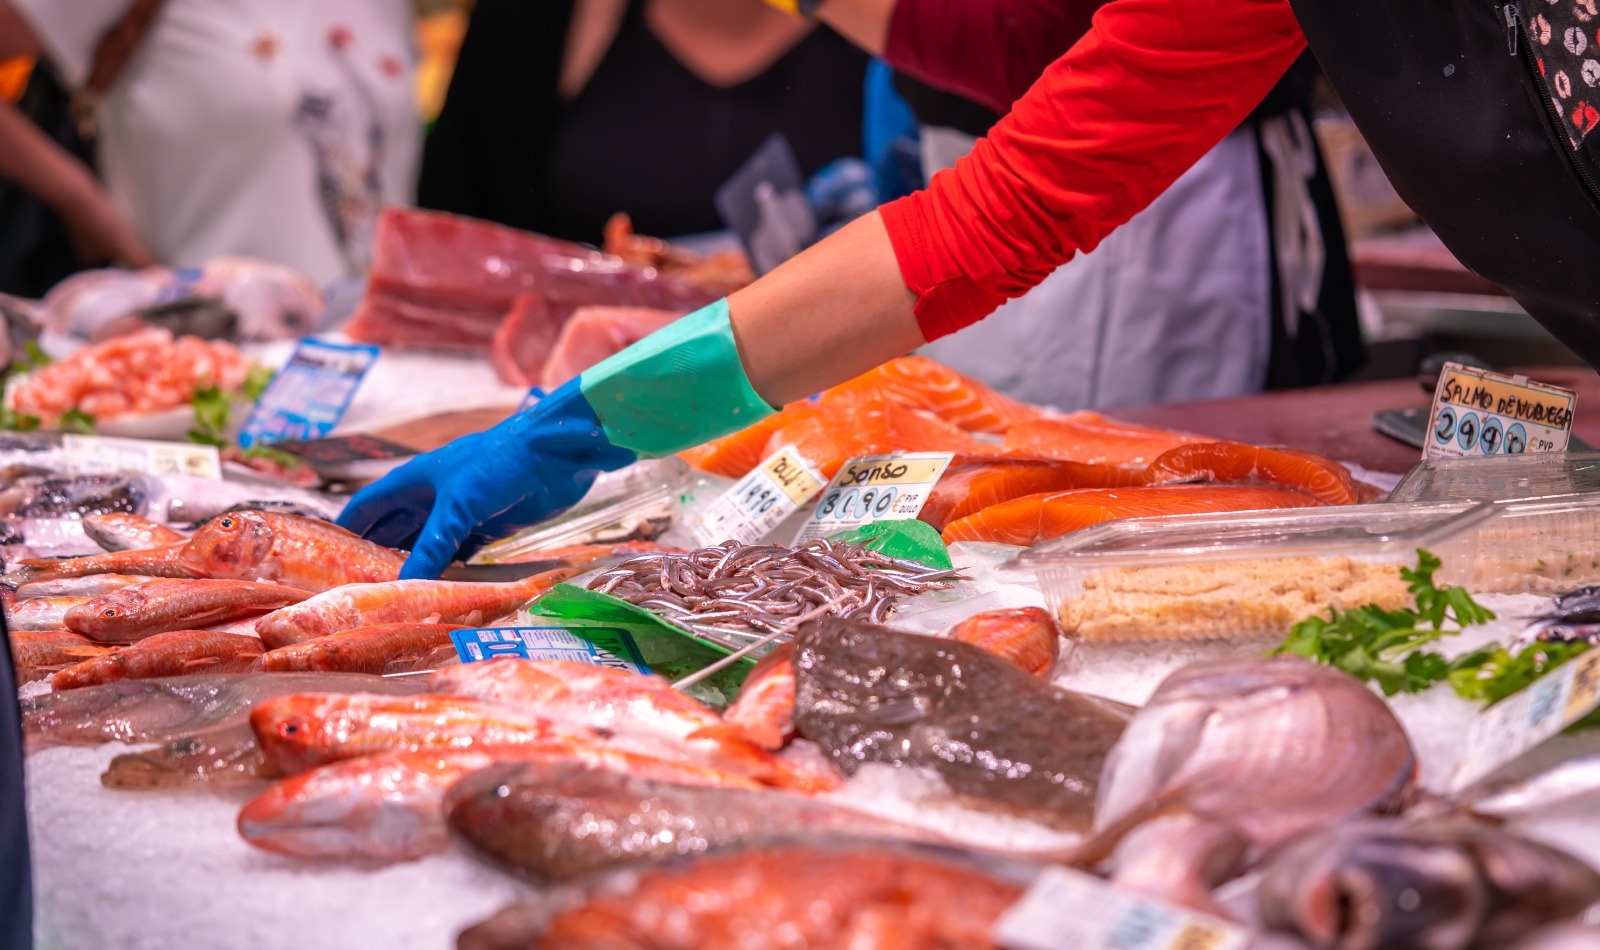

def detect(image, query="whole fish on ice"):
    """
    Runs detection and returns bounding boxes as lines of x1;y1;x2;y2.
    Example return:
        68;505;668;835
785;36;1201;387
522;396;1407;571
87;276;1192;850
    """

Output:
793;616;1129;828
1078;655;1416;912
65;578;309;642
52;631;264;689
179;510;404;592
259;622;464;674
252;568;576;649
81;512;187;552
8;630;112;684
102;721;280;789
1258;819;1600;949
21;672;423;749
446;760;937;882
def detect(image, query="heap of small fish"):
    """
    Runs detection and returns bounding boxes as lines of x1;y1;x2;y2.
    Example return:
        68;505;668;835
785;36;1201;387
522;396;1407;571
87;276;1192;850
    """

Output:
587;538;963;632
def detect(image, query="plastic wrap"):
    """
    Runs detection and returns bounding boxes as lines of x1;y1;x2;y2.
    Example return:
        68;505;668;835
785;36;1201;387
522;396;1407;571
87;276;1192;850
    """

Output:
1389;450;1600;502
343;208;718;385
1462;494;1600;594
1018;502;1495;643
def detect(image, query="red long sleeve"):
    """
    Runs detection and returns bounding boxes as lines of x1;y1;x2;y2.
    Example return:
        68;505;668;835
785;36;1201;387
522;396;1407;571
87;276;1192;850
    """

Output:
881;0;1307;341
883;0;1102;115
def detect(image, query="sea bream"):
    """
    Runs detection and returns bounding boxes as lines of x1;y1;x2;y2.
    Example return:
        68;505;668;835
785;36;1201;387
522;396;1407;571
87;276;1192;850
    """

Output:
1077;656;1417;913
252;568;578;649
179;510;405;592
65;579;309;642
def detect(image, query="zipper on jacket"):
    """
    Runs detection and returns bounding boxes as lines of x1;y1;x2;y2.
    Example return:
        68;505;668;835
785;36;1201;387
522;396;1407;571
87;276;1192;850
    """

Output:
1499;1;1600;203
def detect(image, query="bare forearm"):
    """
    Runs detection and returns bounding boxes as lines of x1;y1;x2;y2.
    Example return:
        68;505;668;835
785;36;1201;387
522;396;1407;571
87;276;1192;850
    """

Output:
815;0;894;55
728;211;921;406
0;99;98;213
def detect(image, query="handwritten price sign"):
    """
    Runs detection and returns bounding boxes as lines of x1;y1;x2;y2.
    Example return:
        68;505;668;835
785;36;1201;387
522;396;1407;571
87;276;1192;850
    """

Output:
792;452;953;543
1424;363;1577;460
691;445;826;546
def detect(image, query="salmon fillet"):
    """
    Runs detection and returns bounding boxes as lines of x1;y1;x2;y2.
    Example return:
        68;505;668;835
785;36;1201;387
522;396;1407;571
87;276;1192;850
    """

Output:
941;485;1325;546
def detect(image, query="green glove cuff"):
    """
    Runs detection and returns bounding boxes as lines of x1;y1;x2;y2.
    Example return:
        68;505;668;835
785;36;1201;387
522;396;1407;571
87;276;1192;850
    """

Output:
578;299;777;457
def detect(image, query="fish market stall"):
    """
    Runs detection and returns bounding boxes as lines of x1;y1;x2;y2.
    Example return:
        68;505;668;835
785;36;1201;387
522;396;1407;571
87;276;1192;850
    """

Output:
10;213;1600;949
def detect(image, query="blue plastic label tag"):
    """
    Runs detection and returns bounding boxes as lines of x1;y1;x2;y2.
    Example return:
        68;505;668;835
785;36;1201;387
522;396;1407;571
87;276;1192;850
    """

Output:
450;626;651;674
238;338;380;448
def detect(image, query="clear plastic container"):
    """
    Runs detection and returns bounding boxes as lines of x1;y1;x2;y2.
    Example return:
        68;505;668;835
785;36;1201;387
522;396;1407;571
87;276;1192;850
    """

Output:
470;458;695;563
1461;493;1600;594
1389;451;1600;502
1017;501;1495;643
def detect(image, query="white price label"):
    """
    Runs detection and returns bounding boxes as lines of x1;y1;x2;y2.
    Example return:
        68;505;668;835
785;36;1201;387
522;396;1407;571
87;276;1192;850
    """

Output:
1452;648;1600;792
993;866;1250;950
62;434;221;480
1423;363;1577;460
691;445;825;546
792;452;954;544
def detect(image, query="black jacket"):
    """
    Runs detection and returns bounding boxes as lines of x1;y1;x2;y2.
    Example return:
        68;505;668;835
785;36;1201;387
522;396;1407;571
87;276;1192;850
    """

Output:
1293;0;1600;368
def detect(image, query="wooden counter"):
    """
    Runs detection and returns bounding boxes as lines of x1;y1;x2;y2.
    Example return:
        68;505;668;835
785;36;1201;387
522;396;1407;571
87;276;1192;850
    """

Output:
1113;366;1600;474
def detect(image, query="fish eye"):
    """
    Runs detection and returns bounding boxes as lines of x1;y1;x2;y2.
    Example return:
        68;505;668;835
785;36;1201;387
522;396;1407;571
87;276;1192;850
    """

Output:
277;719;304;738
218;517;235;529
102;608;118;619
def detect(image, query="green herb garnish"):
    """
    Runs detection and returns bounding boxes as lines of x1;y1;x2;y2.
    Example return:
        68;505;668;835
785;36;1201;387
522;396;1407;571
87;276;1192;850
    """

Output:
57;407;96;435
188;385;232;447
1271;548;1497;695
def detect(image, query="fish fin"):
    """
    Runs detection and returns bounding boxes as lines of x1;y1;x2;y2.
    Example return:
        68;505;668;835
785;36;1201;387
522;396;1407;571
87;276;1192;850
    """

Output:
1052;794;1195;868
59;645;114;658
686;723;767;745
181;658;224;672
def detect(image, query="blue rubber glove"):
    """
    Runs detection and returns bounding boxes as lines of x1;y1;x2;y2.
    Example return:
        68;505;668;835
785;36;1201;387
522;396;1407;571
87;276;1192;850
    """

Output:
337;378;636;579
339;300;776;578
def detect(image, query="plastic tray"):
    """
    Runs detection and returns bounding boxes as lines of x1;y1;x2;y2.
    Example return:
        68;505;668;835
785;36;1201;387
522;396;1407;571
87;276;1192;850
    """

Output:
470;458;694;563
1016;501;1494;643
1461;493;1600;594
1389;450;1600;502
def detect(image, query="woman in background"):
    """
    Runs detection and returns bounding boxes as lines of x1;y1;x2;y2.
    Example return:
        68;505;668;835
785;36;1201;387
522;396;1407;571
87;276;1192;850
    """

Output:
420;0;868;244
0;0;420;288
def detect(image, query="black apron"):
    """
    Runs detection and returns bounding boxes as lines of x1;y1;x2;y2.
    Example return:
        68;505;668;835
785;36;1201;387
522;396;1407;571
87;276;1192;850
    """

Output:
1291;0;1600;369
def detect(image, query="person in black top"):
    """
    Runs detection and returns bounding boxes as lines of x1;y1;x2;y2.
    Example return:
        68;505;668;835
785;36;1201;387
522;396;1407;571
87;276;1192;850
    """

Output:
0;607;31;950
419;0;867;244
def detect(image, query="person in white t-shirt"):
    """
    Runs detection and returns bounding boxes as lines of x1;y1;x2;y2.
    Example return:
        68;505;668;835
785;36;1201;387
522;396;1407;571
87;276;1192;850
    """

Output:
0;0;420;289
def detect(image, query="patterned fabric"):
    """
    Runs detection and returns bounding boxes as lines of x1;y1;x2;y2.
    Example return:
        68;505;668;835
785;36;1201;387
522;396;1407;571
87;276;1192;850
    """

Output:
1525;0;1600;145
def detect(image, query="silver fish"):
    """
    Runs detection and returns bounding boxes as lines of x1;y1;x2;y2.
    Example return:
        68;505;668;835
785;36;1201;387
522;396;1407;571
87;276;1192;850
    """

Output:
1259;819;1600;949
1075;656;1417;913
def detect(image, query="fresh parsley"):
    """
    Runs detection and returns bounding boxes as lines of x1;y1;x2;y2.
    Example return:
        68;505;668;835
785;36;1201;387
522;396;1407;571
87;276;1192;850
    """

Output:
1271;548;1497;695
187;364;274;448
57;407;96;435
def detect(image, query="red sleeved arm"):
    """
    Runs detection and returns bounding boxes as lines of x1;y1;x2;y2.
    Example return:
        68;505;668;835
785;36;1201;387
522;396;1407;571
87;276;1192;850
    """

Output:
880;0;1307;341
882;0;1101;115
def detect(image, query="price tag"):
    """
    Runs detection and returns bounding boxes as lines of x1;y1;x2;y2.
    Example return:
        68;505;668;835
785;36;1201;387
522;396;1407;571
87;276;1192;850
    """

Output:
992;866;1250;950
61;434;221;479
450;625;651;675
1424;363;1577;460
1451;648;1600;792
238;338;380;448
792;451;954;544
691;444;825;546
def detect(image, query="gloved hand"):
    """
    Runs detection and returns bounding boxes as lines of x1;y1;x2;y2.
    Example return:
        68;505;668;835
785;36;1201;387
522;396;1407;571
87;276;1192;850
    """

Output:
337;378;636;579
338;299;776;578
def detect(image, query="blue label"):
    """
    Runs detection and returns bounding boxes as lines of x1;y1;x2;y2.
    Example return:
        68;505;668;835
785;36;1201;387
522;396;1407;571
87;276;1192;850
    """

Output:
238;338;380;448
450;626;651;674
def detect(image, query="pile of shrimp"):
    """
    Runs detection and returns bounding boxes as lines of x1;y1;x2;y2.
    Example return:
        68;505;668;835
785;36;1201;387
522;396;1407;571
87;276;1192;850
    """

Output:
10;328;251;420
